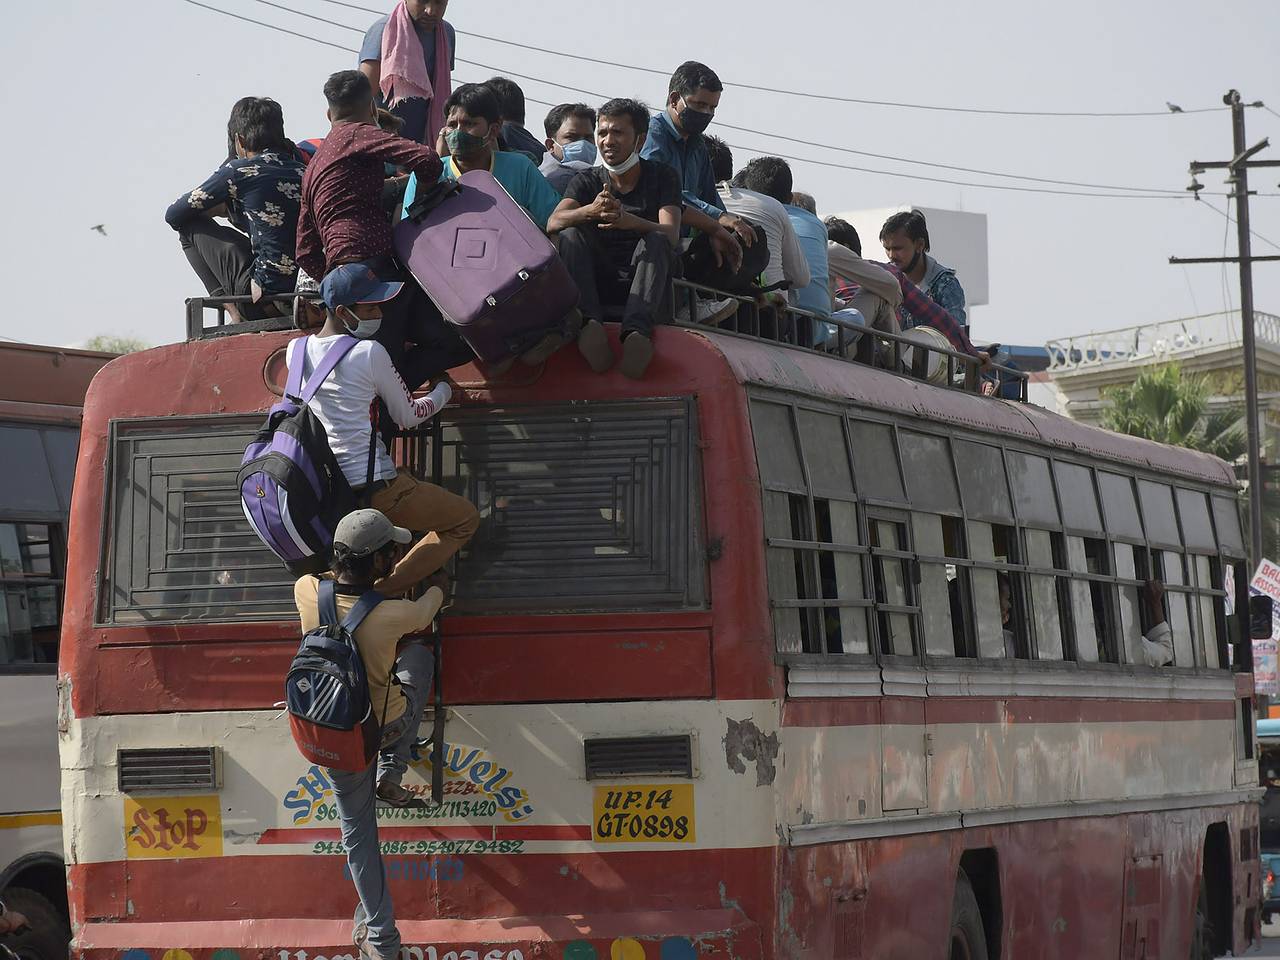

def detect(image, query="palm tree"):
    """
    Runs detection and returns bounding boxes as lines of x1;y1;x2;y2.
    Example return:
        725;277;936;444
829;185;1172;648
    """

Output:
1101;363;1246;462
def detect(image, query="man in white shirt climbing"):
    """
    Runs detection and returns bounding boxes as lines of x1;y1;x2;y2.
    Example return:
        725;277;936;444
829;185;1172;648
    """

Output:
288;261;479;596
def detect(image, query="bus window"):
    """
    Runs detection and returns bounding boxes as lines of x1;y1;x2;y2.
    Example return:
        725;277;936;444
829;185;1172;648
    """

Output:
1054;461;1103;536
1154;551;1197;666
1097;471;1144;542
966;521;1004;659
1112;543;1144;662
1083;537;1119;663
1176;489;1216;553
1064;536;1107;662
953;440;1013;525
0;522;62;665
942;516;976;657
911;512;957;658
813;498;869;654
1024;528;1066;660
1192;554;1223;669
1007;450;1060;527
847;420;905;504
867;515;917;658
1212;494;1245;558
1137;480;1180;548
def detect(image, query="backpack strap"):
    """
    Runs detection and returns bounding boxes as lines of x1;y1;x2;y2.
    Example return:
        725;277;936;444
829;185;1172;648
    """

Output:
300;335;361;405
341;589;385;634
317;577;339;627
283;336;310;402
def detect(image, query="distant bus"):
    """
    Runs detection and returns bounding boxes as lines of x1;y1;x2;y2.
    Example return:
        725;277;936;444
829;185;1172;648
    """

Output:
0;342;111;960
58;298;1260;960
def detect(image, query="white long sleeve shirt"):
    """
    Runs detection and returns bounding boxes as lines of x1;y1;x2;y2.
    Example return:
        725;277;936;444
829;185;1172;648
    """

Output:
715;185;810;290
1130;621;1174;666
290;334;450;487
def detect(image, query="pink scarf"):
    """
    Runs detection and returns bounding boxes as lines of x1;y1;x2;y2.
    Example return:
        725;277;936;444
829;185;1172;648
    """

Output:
379;1;452;142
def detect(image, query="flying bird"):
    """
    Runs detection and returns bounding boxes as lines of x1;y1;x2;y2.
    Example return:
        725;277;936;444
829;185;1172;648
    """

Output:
1166;102;1184;113
90;224;107;236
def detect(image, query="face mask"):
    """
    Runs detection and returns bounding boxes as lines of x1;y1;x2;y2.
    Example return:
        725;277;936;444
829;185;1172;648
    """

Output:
600;151;640;175
339;306;382;340
560;139;597;166
678;103;713;136
445;128;489;156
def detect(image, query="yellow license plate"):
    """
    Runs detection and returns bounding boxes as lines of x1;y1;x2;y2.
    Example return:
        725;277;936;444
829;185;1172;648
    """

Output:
592;784;695;844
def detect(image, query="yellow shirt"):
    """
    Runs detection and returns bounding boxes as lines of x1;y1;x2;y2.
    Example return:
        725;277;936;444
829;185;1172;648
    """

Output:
293;576;444;726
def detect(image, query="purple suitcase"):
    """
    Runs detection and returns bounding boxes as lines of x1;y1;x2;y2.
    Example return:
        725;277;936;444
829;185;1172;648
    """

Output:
393;169;579;363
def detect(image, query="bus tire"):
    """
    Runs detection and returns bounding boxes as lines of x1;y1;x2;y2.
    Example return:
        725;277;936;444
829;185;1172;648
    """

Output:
2;887;70;960
1189;881;1213;960
949;870;988;960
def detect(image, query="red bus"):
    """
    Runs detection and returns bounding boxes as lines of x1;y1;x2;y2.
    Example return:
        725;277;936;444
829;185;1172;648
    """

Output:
59;302;1260;959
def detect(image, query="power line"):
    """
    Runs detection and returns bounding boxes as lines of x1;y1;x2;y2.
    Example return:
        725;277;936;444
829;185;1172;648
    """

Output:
1198;197;1280;252
305;0;1231;119
181;0;356;51
174;1;1260;201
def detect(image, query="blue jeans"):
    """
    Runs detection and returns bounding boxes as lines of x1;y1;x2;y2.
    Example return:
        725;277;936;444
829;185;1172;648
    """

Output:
328;640;434;956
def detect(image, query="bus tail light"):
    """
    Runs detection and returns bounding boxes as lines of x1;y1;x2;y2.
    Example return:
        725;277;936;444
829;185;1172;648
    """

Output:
118;747;221;793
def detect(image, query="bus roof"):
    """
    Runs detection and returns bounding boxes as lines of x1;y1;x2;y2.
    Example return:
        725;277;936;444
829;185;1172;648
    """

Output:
700;329;1237;487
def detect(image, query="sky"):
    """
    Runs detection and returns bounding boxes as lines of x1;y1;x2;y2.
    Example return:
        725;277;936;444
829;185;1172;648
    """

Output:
1;0;1278;351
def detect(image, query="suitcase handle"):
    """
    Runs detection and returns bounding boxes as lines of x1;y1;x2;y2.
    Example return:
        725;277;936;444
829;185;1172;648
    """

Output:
405;179;463;222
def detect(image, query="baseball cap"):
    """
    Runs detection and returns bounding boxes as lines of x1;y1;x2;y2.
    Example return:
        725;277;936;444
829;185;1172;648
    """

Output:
320;262;404;311
332;509;412;557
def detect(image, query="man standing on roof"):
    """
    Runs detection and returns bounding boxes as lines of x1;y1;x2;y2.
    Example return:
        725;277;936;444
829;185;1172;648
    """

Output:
289;261;479;597
359;0;455;145
640;61;756;323
295;507;450;960
880;209;968;332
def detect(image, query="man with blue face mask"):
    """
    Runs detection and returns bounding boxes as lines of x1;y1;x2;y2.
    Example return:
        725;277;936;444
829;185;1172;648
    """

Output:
288;261;479;599
538;103;598;195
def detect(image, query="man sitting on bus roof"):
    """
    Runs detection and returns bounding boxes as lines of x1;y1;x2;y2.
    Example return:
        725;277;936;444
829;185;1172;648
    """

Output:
640;61;755;323
486;76;546;162
297;70;471;389
824;217;902;339
539;102;598;195
549;98;683;380
165;97;305;323
402;83;562;231
295;507;450;960
295;262;479;598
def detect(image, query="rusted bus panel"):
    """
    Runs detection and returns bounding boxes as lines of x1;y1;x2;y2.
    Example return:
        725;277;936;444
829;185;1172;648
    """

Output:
775;801;1257;960
0;341;115;410
777;708;1236;828
701;330;1238;487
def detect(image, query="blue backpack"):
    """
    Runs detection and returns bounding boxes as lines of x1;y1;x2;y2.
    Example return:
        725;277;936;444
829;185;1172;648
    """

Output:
286;578;387;772
238;335;370;575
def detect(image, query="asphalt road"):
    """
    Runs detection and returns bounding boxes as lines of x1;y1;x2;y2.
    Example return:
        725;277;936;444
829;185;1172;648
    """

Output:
1233;920;1280;956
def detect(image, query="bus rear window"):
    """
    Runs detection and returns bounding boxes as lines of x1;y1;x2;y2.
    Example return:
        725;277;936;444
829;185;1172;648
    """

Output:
100;399;705;625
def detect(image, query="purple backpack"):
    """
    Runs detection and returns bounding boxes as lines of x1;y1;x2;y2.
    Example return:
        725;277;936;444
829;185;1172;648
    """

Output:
238;335;368;575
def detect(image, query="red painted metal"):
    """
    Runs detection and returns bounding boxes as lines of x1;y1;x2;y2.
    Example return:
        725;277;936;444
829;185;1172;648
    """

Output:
89;617;712;713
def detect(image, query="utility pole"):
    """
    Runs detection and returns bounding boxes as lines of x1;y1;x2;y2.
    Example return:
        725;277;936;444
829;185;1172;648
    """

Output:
1170;90;1280;568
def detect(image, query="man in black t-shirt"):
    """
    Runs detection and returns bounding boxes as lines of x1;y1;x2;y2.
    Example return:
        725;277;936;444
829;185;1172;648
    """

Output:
549;98;682;379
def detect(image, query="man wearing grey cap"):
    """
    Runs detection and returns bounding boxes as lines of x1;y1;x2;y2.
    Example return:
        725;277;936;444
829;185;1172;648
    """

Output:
294;507;448;960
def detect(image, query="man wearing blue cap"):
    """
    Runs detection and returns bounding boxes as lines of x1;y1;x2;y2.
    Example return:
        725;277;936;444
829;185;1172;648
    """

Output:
287;261;479;598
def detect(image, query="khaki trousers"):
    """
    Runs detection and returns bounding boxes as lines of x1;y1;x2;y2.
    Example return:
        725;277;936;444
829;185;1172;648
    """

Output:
370;469;479;596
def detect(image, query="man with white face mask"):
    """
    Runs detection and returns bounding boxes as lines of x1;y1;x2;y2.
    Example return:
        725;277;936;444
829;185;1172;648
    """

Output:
549;98;683;379
288;262;479;597
539;102;598;195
